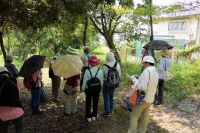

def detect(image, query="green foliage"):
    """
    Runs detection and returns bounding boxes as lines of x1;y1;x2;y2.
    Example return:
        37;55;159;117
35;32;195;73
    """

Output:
0;0;61;29
120;62;141;88
178;45;200;58
165;60;200;108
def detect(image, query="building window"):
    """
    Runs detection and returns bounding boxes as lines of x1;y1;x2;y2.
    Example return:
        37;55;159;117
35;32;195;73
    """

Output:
168;21;187;30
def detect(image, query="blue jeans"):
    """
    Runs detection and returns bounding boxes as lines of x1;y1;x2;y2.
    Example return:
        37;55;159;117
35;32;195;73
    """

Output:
31;87;42;112
103;81;115;113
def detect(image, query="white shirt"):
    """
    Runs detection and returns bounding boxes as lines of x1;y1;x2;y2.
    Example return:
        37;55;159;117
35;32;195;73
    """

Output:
135;66;158;103
157;57;171;79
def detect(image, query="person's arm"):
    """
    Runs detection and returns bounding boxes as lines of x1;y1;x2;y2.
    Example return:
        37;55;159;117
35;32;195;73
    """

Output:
117;63;121;78
135;70;149;91
32;71;39;82
12;65;18;78
102;65;108;80
81;70;89;91
157;59;164;71
99;69;104;87
38;70;42;81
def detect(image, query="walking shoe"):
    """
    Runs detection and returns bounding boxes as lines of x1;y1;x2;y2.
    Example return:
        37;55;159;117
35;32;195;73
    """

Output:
32;110;43;115
154;100;162;105
64;112;71;116
87;118;92;123
102;112;111;117
92;117;96;121
109;112;114;116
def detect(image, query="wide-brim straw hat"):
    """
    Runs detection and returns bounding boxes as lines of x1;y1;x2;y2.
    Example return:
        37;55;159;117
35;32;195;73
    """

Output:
161;50;171;57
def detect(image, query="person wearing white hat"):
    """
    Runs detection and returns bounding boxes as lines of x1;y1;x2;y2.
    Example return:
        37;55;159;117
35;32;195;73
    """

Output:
127;56;158;133
154;50;171;105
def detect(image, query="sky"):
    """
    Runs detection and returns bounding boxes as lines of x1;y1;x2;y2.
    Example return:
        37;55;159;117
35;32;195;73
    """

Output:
135;0;197;6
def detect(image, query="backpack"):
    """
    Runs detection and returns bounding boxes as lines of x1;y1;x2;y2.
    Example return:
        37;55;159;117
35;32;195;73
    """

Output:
104;62;120;88
87;68;101;93
23;77;33;90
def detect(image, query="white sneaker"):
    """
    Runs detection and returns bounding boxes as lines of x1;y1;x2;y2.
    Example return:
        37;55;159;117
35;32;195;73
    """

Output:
92;117;96;121
87;118;92;123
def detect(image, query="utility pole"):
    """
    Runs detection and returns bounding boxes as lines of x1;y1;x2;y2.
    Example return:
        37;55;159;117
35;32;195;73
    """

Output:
149;0;154;41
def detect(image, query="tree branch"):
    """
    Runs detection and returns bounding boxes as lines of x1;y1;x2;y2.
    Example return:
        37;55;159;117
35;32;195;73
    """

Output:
111;15;122;36
89;16;104;35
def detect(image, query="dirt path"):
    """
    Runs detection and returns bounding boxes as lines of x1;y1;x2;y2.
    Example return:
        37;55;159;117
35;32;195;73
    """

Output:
150;105;200;133
10;70;199;133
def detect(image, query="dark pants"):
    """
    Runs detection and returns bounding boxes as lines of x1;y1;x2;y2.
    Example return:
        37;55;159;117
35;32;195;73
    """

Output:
156;79;165;104
85;89;100;118
51;76;61;100
103;81;115;113
31;87;42;112
0;116;24;133
40;88;46;103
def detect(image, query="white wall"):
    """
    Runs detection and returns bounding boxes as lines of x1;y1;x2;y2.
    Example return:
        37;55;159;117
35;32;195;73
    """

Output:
153;17;198;41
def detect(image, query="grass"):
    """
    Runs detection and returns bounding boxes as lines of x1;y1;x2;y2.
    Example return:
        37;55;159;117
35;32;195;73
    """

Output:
165;59;200;108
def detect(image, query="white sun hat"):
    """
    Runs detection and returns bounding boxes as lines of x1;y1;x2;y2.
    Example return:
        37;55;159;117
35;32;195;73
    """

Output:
142;56;155;64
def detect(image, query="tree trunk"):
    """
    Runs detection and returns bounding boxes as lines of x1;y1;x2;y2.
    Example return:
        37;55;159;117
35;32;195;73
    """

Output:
83;16;88;46
0;32;6;62
150;15;153;41
7;33;10;54
54;46;58;55
104;35;121;62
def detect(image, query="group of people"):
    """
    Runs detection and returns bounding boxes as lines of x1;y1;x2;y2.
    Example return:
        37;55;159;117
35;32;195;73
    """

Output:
0;46;171;133
49;46;121;122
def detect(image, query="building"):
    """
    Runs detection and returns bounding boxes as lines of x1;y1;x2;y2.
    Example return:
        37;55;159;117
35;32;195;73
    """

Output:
153;6;200;48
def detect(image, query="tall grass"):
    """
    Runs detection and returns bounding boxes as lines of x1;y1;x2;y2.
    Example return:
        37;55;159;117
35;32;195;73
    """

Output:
165;59;200;107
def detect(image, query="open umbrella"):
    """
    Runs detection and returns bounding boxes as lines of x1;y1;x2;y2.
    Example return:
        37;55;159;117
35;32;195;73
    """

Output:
143;40;173;50
52;55;83;78
18;55;46;78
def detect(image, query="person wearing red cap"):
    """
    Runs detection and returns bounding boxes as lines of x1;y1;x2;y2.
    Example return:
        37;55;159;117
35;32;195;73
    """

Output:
81;55;103;123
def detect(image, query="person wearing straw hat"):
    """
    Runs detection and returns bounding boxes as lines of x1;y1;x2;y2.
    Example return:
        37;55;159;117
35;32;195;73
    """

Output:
0;67;24;133
4;55;18;79
81;55;103;123
154;50;171;105
127;56;158;133
49;54;61;102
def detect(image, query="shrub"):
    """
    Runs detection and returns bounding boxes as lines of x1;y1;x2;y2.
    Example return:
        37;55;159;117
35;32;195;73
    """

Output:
165;59;200;107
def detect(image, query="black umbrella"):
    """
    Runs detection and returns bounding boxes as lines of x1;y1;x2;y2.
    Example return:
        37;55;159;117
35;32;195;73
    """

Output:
143;40;173;50
18;55;46;78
